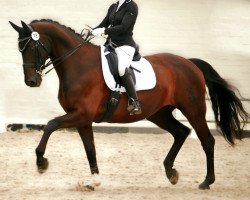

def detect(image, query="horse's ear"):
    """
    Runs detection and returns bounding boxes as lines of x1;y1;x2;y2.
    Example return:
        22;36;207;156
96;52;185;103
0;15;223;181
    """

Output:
21;20;32;33
9;21;22;33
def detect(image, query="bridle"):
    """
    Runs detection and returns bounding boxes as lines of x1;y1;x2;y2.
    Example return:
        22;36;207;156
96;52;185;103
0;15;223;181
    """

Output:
19;24;87;76
18;32;50;76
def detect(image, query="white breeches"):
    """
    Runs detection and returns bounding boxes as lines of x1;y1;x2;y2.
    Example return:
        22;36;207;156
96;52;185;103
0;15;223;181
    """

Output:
115;45;135;76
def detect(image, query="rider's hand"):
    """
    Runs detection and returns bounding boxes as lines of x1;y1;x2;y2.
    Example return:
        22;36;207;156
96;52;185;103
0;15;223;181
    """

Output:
92;28;105;36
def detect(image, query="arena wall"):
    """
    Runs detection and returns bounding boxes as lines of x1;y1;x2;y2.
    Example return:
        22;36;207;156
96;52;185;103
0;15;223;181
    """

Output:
0;0;250;132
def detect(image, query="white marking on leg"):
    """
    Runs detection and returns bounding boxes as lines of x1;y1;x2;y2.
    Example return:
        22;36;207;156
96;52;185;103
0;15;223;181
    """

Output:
190;129;198;139
91;173;101;187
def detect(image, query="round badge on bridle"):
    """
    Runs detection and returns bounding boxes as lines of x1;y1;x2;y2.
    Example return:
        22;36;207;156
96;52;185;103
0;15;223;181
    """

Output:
31;32;40;41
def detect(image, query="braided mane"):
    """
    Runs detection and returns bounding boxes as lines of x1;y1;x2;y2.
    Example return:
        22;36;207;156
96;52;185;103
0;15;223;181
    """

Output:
30;19;92;41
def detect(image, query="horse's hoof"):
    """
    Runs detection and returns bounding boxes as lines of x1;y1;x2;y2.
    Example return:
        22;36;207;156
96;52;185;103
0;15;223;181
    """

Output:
167;168;179;185
85;185;95;191
37;158;49;173
75;182;95;192
198;181;210;190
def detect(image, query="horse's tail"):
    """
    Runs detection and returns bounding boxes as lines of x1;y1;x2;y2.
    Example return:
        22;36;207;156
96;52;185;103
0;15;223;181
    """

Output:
189;58;249;145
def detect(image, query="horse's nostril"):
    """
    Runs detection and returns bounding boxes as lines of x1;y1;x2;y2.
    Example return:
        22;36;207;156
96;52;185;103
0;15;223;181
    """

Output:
29;80;36;87
26;75;42;87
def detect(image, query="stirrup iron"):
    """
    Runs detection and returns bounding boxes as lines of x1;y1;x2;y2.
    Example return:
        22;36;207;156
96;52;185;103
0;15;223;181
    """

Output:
127;98;142;115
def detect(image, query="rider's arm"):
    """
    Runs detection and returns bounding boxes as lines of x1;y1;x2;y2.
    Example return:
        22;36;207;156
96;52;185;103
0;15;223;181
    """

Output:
104;3;138;35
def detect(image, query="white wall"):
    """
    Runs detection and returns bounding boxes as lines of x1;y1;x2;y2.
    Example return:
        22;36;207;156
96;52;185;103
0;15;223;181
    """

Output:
0;0;250;129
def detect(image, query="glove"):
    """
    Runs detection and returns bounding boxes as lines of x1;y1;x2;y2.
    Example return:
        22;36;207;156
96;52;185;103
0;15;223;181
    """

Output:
92;27;105;36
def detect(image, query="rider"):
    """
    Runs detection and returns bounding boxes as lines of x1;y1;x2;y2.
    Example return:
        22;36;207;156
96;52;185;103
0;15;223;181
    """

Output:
92;0;141;115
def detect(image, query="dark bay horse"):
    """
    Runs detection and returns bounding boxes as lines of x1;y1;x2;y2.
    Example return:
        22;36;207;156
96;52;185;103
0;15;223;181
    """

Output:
10;19;249;190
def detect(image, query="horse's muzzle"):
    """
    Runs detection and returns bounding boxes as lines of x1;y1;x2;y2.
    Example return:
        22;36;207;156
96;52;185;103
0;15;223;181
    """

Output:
25;75;42;87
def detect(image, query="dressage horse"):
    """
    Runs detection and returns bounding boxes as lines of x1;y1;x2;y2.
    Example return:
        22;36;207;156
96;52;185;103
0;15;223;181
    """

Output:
9;20;249;190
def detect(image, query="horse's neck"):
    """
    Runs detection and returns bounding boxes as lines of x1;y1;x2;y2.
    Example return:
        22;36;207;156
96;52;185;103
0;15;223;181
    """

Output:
50;31;80;60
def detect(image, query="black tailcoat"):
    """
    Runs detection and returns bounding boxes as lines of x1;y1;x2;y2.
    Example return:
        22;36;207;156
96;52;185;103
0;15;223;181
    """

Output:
95;0;138;48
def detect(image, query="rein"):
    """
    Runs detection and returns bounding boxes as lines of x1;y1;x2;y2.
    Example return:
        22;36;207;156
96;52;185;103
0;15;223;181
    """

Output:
44;28;93;75
42;42;85;75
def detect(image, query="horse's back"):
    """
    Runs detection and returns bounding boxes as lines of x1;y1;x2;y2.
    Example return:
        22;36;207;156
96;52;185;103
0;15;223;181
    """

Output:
145;53;206;108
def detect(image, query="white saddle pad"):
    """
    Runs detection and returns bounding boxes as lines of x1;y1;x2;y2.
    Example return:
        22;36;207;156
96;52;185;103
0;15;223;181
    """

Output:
100;45;156;92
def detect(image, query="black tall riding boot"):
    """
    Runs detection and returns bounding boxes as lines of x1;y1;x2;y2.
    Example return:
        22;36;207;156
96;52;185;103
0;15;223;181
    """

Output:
120;68;142;115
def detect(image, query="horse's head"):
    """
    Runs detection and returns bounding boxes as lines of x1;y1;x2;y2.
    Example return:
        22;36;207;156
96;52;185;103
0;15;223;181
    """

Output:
9;21;51;87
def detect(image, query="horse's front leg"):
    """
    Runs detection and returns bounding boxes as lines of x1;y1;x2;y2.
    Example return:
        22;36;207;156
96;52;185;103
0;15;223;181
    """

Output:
77;126;101;188
35;111;84;173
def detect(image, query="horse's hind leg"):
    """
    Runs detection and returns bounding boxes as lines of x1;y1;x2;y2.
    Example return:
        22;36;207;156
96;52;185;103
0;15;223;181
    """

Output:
192;119;215;189
181;106;215;189
147;106;191;185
